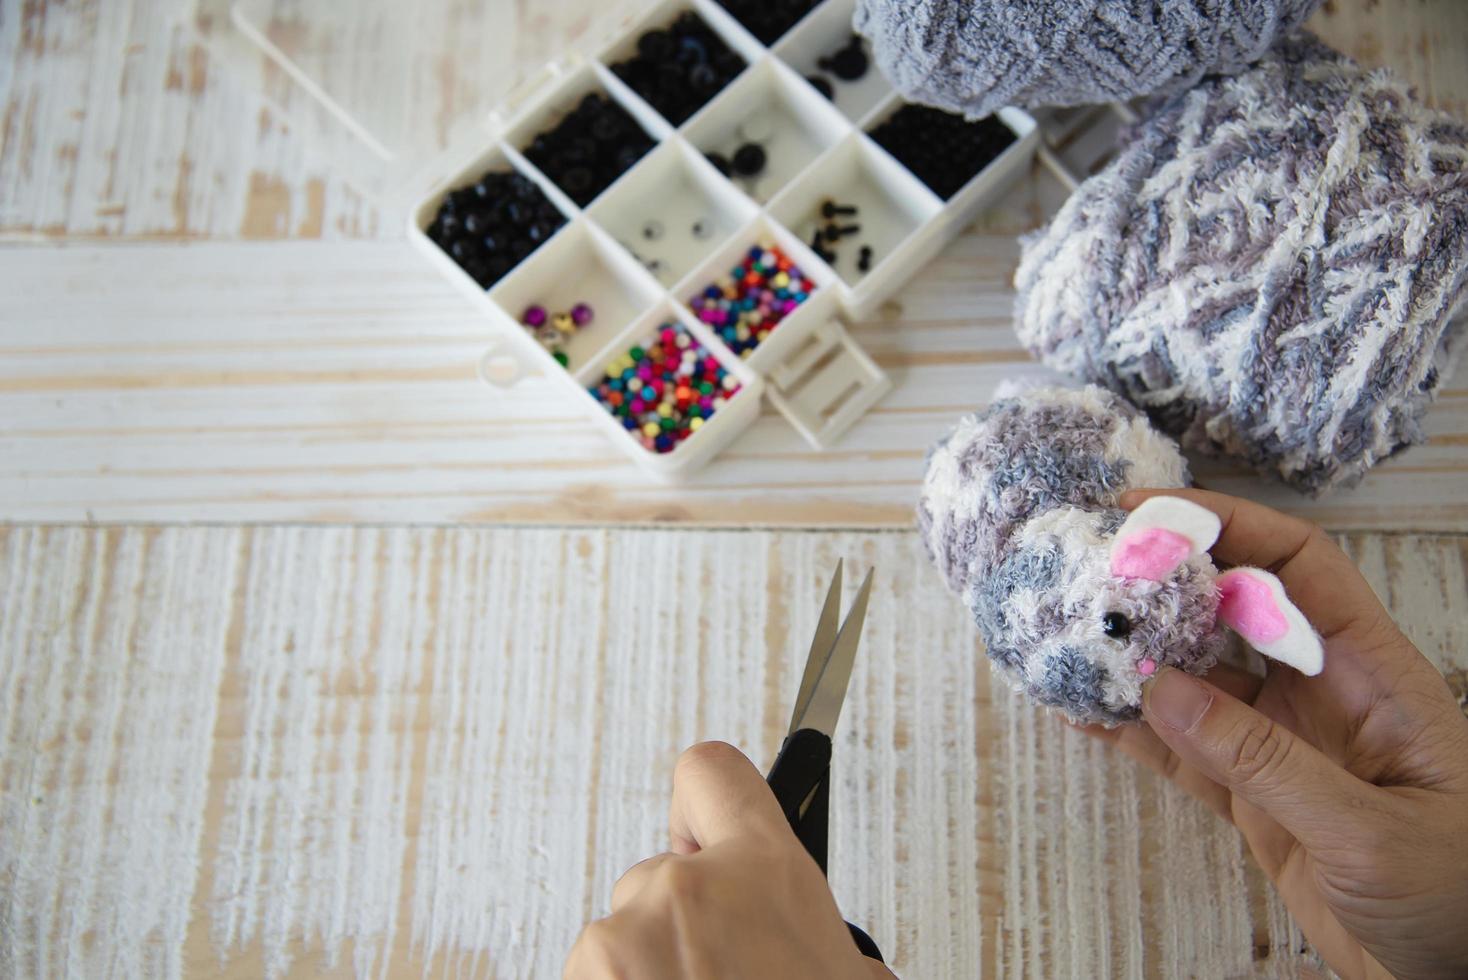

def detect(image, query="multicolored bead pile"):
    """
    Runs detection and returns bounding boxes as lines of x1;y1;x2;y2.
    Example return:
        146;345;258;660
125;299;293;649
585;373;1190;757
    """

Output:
522;302;594;367
589;322;741;453
686;245;815;358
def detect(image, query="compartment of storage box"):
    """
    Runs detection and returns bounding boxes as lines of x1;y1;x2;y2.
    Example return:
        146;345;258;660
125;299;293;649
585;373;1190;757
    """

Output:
681;58;847;204
588;141;757;287
505;63;663;208
573;300;763;479
773;0;892;124
600;0;756;127
489;220;663;373
675;216;839;374
410;143;575;294
768;133;940;314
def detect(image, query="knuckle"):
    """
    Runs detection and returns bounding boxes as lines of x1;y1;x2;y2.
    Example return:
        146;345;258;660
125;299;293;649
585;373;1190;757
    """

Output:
1225;717;1293;786
568;921;627;977
653;856;705;904
676;740;744;775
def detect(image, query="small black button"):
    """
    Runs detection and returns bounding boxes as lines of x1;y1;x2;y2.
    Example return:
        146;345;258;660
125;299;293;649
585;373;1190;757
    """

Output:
732;142;766;176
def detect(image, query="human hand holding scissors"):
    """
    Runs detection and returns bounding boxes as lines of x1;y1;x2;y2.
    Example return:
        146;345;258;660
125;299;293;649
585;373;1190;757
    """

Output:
565;563;893;979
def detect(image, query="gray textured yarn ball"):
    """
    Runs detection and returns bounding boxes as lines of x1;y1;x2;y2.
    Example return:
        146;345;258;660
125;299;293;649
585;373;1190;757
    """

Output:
1015;32;1468;496
854;0;1321;119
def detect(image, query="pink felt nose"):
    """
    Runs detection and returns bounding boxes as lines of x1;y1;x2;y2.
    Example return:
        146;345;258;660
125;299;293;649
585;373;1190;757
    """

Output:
1138;657;1157;676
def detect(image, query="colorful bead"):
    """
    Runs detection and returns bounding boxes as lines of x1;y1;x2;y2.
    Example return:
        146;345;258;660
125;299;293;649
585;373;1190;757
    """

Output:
685;243;816;358
587;321;741;454
523;299;597;363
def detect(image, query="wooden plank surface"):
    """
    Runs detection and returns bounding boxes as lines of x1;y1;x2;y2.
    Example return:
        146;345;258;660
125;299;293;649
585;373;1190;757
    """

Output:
2;1;1465;528
3;238;1466;529
3;524;1465;979
2;4;1466;979
1;0;1464;240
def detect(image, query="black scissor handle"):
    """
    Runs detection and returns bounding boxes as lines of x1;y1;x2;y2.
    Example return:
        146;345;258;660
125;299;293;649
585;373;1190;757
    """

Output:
847;921;884;962
767;730;884;964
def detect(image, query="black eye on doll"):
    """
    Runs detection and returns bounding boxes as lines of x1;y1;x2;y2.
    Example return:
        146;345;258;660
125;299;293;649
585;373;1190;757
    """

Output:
1101;612;1133;639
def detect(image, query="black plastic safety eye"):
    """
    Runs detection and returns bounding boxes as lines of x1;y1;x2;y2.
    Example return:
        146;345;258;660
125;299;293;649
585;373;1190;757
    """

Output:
1101;612;1133;639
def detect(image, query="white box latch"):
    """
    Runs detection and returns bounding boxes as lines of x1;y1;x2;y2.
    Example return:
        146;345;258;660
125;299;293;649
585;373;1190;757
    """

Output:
766;319;891;450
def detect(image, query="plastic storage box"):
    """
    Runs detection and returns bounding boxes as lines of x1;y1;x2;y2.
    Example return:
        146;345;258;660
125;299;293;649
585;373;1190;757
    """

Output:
194;0;1041;480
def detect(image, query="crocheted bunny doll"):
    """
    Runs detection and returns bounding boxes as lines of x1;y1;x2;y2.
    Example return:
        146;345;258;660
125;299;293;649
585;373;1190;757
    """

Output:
918;384;1322;726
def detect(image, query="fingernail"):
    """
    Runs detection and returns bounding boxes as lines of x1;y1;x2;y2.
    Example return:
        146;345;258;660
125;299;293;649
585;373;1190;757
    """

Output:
1144;667;1213;733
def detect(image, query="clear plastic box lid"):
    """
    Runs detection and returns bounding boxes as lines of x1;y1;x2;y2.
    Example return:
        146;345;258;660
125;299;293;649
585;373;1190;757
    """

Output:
188;0;636;203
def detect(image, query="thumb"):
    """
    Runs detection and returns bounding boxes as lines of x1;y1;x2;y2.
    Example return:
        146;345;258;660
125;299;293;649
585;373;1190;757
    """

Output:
1142;667;1369;849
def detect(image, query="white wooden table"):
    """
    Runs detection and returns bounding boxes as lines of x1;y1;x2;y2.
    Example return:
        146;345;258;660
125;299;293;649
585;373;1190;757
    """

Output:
1;1;1466;978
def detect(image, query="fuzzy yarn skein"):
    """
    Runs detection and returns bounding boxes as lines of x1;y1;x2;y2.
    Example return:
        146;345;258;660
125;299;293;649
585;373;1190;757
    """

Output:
1015;32;1468;496
853;0;1321;119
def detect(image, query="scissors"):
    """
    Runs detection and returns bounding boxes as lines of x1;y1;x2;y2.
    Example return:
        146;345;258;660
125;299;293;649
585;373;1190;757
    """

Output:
765;559;884;964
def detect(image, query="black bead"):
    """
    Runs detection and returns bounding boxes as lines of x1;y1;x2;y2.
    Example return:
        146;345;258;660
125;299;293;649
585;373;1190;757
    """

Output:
715;0;817;44
424;167;567;287
590;112;623;142
1101;612;1133;639
610;12;744;125
868;104;1016;200
676;35;707;65
806;74;834;101
560;167;594;197
520;92;652;205
508;173;536;198
614;144;645;172
637;29;674;61
688;63;717;91
822;37;868;81
731;142;766;176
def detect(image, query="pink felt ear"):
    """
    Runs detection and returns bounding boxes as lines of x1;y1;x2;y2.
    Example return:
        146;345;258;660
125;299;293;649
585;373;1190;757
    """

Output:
1110;496;1222;582
1111;527;1193;581
1216;568;1323;675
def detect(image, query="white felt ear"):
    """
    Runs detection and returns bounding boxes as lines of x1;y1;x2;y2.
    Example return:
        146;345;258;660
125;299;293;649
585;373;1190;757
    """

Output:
1216;567;1324;676
1113;496;1222;557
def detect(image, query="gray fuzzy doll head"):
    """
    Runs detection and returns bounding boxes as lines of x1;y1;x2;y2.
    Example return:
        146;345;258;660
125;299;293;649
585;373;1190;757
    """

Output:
919;385;1322;726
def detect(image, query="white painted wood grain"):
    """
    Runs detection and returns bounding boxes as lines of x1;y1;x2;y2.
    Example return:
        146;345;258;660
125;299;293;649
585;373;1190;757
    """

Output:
1;0;1462;241
3;525;1464;979
0;527;241;979
2;240;1465;529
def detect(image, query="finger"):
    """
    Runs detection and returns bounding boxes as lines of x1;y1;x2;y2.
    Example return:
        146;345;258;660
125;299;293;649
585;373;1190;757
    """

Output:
1119;489;1394;645
1070;663;1265;817
866;960;899;979
1142;666;1382;853
668;741;791;855
609;853;673;913
563;912;678;980
1121;489;1467;769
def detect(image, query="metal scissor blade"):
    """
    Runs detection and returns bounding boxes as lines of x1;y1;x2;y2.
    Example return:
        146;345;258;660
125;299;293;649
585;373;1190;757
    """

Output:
787;559;843;736
792;568;872;738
